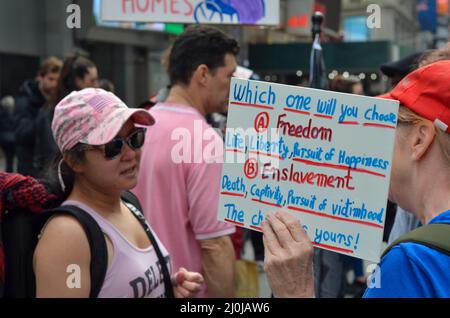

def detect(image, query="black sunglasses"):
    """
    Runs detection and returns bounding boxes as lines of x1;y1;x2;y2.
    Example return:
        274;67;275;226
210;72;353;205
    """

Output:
83;128;147;160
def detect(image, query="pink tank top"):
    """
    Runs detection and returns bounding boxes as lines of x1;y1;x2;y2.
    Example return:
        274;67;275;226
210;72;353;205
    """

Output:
63;200;172;298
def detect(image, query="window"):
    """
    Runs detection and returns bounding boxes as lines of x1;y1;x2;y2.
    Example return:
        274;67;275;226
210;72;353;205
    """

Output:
344;16;370;41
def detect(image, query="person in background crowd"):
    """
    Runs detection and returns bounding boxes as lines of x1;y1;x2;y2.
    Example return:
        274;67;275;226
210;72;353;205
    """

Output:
329;75;363;95
0;96;16;172
262;60;450;298
380;51;426;87
154;45;173;104
133;25;238;297
33;55;99;178
55;55;99;103
14;57;62;177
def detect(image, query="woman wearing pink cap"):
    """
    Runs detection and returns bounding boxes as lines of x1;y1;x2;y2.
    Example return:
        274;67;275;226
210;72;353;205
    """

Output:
34;88;203;298
260;61;450;298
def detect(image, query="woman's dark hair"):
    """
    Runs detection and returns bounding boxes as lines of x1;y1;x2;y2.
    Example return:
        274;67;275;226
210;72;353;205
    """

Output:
42;144;86;200
55;55;96;103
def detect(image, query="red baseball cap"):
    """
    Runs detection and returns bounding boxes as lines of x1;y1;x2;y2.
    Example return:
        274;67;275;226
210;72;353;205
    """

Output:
378;60;450;133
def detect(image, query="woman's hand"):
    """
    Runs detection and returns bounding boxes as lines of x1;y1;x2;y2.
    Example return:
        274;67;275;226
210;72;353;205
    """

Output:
171;267;204;298
262;211;315;298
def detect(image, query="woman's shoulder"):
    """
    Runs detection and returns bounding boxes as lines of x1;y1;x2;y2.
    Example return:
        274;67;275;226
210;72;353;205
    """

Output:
36;214;91;258
34;214;92;297
42;213;86;232
392;241;450;268
372;242;450;297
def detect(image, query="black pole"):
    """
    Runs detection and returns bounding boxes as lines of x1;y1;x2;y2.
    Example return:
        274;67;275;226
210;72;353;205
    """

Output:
309;11;327;89
311;11;324;40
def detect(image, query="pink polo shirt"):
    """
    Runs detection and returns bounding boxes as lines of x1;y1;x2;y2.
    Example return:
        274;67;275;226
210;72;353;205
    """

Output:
133;103;235;297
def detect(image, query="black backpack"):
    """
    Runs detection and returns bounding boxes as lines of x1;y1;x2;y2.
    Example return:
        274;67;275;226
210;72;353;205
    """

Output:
2;191;174;298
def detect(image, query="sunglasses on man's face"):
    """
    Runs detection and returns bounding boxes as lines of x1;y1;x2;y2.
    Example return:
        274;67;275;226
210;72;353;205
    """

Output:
83;128;147;160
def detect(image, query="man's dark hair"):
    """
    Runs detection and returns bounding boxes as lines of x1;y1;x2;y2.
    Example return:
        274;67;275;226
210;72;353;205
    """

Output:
169;25;240;86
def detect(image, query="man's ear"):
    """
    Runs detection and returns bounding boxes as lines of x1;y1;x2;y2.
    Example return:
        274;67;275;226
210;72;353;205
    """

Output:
63;153;83;173
191;64;209;87
411;121;436;161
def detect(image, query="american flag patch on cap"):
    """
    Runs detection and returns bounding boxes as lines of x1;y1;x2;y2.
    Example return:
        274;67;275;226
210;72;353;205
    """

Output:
86;93;121;113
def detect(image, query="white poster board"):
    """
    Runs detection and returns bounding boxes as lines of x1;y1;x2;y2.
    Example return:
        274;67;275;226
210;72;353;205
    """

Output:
101;0;280;26
218;78;399;262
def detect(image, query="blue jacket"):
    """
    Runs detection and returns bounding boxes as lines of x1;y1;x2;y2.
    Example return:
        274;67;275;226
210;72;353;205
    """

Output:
364;210;450;298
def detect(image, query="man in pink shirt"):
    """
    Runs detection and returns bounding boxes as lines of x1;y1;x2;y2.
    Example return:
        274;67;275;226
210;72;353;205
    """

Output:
133;25;239;297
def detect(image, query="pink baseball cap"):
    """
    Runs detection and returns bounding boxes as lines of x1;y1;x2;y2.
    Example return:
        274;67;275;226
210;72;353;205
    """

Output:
52;88;155;153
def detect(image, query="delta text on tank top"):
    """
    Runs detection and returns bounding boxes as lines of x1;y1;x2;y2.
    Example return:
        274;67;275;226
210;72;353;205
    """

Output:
63;200;172;298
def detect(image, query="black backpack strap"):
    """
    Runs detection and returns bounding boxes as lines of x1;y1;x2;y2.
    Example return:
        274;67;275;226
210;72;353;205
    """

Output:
34;206;108;298
121;191;175;298
382;223;450;258
121;191;144;213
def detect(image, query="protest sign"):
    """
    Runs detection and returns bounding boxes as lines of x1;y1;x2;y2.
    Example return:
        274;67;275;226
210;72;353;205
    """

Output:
101;0;279;26
218;78;399;262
